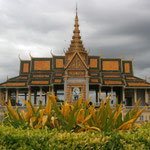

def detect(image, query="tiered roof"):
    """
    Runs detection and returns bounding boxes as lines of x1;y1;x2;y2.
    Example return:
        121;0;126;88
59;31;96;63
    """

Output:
0;7;150;89
1;55;150;88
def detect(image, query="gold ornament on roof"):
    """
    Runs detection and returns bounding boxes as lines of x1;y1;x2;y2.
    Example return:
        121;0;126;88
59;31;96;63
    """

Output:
67;5;86;52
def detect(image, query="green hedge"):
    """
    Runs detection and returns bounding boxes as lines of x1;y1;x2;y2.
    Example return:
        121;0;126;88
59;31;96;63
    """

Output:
0;123;150;150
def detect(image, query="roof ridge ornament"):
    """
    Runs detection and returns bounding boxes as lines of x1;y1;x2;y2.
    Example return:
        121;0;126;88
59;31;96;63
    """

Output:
50;50;55;57
131;56;134;61
87;49;90;55
63;48;66;54
99;54;102;57
100;50;103;56
18;54;22;61
29;52;32;58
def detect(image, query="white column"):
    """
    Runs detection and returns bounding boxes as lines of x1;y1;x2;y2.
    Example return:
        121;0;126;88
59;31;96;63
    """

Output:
40;87;42;102
123;87;125;103
34;91;37;105
64;71;67;101
16;89;19;104
145;89;148;104
99;86;101;101
64;80;67;102
5;89;8;103
134;89;137;104
28;87;31;101
111;87;113;100
86;79;89;100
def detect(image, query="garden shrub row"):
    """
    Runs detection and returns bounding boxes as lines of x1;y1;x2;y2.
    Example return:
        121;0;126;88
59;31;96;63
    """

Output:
5;94;148;132
0;122;150;150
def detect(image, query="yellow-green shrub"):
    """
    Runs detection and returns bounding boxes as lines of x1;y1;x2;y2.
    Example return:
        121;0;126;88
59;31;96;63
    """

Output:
87;98;148;132
0;123;150;150
3;94;148;132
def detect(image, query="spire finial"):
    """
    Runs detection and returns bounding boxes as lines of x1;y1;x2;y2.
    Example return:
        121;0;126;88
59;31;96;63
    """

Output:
76;3;78;17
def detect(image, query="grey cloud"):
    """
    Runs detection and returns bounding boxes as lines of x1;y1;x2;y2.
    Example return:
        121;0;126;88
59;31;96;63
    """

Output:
0;0;150;82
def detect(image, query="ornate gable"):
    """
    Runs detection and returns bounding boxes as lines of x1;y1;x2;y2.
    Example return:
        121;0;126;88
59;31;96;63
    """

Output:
65;52;88;70
65;52;88;77
68;54;85;69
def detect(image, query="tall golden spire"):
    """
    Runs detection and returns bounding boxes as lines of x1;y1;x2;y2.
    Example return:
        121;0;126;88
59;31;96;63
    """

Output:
67;5;86;52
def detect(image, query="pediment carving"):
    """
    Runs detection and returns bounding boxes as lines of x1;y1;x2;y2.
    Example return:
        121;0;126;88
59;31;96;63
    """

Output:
68;70;85;76
67;54;86;70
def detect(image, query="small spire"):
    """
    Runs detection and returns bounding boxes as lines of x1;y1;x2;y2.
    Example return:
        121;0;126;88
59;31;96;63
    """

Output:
87;49;90;54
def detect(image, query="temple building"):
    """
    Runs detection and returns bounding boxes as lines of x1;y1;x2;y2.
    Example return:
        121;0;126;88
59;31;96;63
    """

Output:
0;8;150;106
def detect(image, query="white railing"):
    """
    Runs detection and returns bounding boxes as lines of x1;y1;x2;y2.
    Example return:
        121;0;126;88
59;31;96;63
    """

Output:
125;106;150;110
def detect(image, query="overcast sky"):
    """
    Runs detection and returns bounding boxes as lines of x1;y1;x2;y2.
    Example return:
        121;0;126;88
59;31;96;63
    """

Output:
0;0;150;83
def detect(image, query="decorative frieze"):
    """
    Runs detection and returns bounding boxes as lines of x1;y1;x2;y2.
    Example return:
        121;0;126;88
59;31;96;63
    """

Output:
2;82;26;86
31;81;49;85
23;63;29;73
104;81;122;85
56;59;64;68
124;63;130;73
102;61;119;71
34;61;50;71
68;70;85;76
